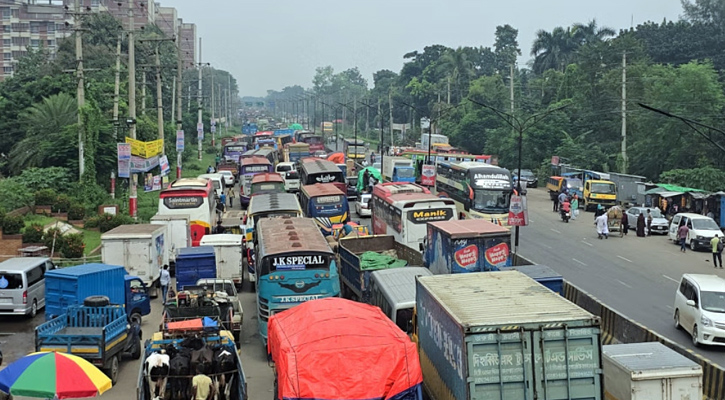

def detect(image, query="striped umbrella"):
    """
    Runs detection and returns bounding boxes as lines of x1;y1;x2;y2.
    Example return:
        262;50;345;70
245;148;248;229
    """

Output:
0;352;112;399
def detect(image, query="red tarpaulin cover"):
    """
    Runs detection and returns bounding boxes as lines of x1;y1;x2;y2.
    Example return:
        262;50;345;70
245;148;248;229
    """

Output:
327;152;345;164
267;297;423;400
166;318;203;331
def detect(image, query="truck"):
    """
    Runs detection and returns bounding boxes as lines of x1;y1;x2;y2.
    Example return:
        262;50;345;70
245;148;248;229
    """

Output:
150;213;191;274
602;342;702;400
36;302;142;385
174;246;216;291
499;264;563;295
416;271;603;400
424;219;512;275
101;224;167;298
338;235;423;302
382;156;416;183
283;142;311;163
198;234;244;288
419;133;448;151
45;263;151;324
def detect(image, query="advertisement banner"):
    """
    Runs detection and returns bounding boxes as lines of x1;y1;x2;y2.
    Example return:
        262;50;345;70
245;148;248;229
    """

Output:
152;175;162;191
483;238;511;271
159;155;170;176
508;195;529;226
452;239;480;273
144;173;154;192
130;155;159;173
162;175;170;189
421;164;436;186
176;130;184;152
125;137;164;158
117;143;131;178
197;123;204;140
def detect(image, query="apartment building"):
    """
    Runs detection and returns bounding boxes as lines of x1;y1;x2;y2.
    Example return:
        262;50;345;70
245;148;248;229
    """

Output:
178;20;195;70
155;4;176;39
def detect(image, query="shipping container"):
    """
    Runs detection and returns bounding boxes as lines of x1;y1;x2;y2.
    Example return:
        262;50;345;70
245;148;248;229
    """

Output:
602;343;702;400
498;264;563;295
416;271;603;400
175;246;216;291
199;234;244;287
150;214;191;266
425;219;511;274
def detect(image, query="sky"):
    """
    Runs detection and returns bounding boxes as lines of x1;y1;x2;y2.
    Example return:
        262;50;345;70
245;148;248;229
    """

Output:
166;0;684;97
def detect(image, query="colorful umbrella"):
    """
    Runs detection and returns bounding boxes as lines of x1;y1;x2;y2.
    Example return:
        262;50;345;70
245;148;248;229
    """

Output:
0;352;112;399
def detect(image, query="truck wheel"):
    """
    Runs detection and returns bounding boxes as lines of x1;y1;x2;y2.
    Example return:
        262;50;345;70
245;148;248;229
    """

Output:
130;312;142;327
84;296;110;307
130;335;142;360
105;355;119;385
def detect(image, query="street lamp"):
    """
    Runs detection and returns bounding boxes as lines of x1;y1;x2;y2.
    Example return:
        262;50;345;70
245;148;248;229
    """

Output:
358;100;386;174
337;101;365;162
397;99;462;165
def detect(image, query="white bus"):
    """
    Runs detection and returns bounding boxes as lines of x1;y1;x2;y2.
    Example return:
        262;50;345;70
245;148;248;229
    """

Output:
158;178;216;246
371;182;457;249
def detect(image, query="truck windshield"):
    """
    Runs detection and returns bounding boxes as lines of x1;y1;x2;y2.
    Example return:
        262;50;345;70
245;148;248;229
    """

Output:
397;168;415;179
350;145;366;154
591;183;615;194
701;291;725;313
473;189;510;212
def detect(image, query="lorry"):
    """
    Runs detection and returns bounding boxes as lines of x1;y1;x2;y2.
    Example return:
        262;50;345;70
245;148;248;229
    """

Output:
419;133;448;151
416;271;603;400
338;235;423;302
382;156;416;183
499;264;563;295
150;213;191;274
101;224;167;298
45;263;151;324
283;142;311;163
36;302;142;385
198;234;244;288
424;219;512;275
174;246;216;291
602;342;702;400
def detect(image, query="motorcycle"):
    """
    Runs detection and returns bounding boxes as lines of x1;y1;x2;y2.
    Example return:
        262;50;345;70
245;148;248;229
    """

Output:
560;208;571;223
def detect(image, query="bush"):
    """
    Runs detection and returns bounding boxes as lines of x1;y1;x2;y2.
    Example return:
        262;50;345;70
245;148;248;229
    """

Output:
34;189;57;206
61;233;85;258
42;227;63;250
53;194;71;213
186;163;202;171
84;214;101;229
22;223;44;243
98;213;135;233
2;215;25;235
68;204;85;221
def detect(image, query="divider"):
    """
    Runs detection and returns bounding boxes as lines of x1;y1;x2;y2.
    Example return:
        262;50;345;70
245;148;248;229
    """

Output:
563;280;725;400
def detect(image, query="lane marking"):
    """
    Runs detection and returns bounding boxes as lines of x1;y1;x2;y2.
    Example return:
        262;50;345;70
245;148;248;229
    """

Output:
617;280;632;288
550;228;561;234
617;255;633;263
662;275;679;284
572;258;587;266
581;240;593;247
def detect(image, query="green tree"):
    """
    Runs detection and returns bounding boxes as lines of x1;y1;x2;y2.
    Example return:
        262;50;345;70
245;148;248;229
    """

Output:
494;25;521;73
436;47;475;103
681;0;725;23
531;27;578;74
572;19;616;45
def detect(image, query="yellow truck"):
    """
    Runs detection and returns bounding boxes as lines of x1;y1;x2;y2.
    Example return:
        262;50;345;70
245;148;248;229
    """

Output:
583;178;617;211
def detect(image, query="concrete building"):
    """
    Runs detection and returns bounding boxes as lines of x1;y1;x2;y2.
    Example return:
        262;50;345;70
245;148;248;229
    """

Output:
155;5;177;39
104;0;154;31
178;20;196;70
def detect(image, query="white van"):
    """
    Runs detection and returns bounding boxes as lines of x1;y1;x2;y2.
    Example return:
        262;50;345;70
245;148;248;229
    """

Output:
369;267;432;333
673;274;725;347
197;173;224;198
199;234;244;288
275;162;300;192
0;257;55;317
668;213;722;251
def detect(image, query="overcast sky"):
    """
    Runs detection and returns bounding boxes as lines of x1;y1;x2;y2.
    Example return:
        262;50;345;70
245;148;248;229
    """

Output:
166;0;684;97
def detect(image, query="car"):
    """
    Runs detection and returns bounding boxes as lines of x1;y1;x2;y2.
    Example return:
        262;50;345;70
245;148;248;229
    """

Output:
283;170;300;192
313;150;328;158
512;169;538;188
625;207;669;234
355;193;371;217
346;176;359;201
673;274;725;347
218;170;235;187
195;278;243;343
668;213;722;251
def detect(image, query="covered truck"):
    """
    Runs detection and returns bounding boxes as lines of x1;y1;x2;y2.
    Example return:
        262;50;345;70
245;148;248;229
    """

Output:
268;297;422;400
150;213;191;272
382;156;415;183
174;246;216;291
199;234;244;288
416;271;603;400
339;235;422;302
424;219;511;274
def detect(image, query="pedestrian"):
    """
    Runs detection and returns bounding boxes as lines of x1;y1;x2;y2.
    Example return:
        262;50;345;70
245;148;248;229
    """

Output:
160;264;170;305
571;194;579;220
712;234;724;268
213;219;225;234
369;174;376;193
219;191;227;212
646;209;653;236
228;187;235;208
677;222;689;252
191;364;216;400
636;213;646;237
621;212;629;236
215;198;224;218
553;193;559;212
595;212;609;239
215;153;221;167
370;152;376;164
362;169;370;192
207;165;214;173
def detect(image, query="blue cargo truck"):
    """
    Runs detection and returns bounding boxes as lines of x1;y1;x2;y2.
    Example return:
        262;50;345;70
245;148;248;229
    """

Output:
424;219;511;275
175;246;216;291
416;271;603;400
45;263;151;323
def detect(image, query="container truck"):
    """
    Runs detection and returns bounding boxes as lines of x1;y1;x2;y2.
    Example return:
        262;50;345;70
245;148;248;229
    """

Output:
174;246;216;291
499;264;563;295
339;235;423;302
602;342;702;400
424;219;511;275
416;271;603;400
101;224;167;298
199;234;244;288
150;213;191;274
419;133;448;151
45;263;151;324
382;156;416;183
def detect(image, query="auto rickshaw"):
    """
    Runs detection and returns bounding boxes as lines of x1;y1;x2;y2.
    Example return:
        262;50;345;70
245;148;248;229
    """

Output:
607;206;624;238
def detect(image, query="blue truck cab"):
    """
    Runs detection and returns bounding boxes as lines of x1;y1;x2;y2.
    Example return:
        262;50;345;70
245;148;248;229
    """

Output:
499;264;564;295
175;246;216;291
45;263;151;324
392;166;416;183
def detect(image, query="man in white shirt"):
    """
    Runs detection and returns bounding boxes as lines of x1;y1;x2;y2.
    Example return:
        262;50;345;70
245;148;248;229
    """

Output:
160;265;171;305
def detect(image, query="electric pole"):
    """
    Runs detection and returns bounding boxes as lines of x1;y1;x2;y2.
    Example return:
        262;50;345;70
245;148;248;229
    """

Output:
155;46;163;153
175;29;183;179
510;64;515;114
228;74;232;130
388;91;394;149
128;0;138;218
72;0;85;180
621;52;628;174
211;68;215;147
141;69;146;115
112;34;121;140
197;37;203;161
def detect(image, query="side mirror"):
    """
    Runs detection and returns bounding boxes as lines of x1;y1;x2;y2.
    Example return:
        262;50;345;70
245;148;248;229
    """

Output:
419;243;424;252
686;299;697;307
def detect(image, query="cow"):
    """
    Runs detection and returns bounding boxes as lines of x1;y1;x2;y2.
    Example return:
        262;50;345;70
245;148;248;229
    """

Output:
213;347;236;400
143;351;170;400
167;348;192;400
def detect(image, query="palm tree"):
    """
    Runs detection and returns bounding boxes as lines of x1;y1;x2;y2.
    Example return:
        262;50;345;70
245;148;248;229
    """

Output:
530;27;578;74
436;47;475;102
572;19;616;45
9;93;77;173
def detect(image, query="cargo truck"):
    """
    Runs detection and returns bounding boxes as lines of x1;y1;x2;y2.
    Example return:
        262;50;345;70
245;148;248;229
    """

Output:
416;271;603;400
150;214;191;274
382;156;416;183
199;234;244;288
499;264;563;295
174;246;216;291
338;235;422;302
424;219;511;275
45;263;151;324
101;224;167;298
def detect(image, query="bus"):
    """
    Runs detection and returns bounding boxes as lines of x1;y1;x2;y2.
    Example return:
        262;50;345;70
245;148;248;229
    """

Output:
371;182;457;249
243;193;304;284
344;138;366;160
435;162;514;225
295;130;314;143
401;149;493;180
298;158;346;193
253;217;340;343
222;143;248;163
250;173;285;197
301;134;325;152
253;147;278;166
240;156;273;207
299;183;350;236
158;178;215;246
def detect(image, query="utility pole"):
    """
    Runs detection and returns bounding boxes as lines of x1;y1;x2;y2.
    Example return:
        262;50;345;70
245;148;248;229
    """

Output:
176;30;183;179
197;37;203;161
227;74;232;130
353;97;358;148
447;76;451;105
154;46;163;153
210;68;215;147
74;0;85;180
187;84;191;111
621;52;628;174
510;64;515;114
141;70;146;115
378;98;384;170
388;91;394;149
112;34;121;140
128;0;138;218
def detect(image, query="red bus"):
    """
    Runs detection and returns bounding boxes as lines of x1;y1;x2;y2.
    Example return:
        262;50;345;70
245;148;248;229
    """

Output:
158;178;215;246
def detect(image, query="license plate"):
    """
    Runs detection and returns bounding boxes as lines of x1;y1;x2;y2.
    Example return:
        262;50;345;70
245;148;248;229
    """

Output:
0;298;12;304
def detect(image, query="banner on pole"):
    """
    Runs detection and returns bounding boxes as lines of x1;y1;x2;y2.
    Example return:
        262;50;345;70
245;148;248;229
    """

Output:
421;164;436;186
159;155;170;176
176;130;185;152
130;155;159;173
197;123;204;140
117;143;131;178
124;137;163;158
508;195;529;226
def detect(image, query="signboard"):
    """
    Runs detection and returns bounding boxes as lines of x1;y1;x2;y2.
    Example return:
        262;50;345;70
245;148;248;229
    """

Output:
473;173;512;189
117;143;131;178
152;175;162;191
273;129;294;136
322;122;333;133
420;118;431;130
176;130;184;152
243;165;270;173
163;196;204;209
407;208;453;224
551;156;560;166
130;155;159;173
159;155;170;176
144;173;154;192
272;255;327;271
197;122;204;140
316;195;342;204
125;137;163;158
421;164;436;186
508;195;529;226
211;125;216;134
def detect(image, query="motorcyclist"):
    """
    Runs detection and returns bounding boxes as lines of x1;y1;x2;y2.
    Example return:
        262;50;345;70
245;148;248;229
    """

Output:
560;198;571;220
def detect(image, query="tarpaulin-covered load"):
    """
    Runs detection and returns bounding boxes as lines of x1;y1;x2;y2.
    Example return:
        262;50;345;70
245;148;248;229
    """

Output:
267;297;423;400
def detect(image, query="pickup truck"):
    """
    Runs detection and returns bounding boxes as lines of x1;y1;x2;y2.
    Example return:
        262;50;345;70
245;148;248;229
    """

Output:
162;284;240;343
338;235;423;302
35;299;142;384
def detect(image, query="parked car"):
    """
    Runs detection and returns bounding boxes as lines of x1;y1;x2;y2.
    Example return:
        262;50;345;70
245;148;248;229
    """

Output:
346;176;359;201
668;213;722;251
355;193;371;217
673;273;725;347
512;169;538;188
283;170;300;192
313;150;327;158
218;170;235;187
625;207;669;234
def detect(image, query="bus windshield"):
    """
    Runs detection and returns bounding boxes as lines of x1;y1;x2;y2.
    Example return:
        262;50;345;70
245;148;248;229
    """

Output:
473;189;511;212
260;253;331;275
591;183;616;194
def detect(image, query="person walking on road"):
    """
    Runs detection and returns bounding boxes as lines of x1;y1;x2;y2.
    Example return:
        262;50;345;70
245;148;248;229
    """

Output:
646;209;653;236
595;212;609;239
677;222;689;252
621;212;629;236
160;264;170;305
227;187;235;208
571;194;579;220
219;191;227;212
712;234;723;268
553;193;559;212
636;213;646;237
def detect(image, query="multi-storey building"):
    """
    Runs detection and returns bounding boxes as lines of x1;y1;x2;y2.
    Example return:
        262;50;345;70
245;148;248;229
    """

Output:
155;4;176;39
178;20;195;70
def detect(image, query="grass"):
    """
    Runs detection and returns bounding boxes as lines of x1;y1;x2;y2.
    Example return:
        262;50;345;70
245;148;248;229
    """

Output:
83;229;101;255
23;214;55;227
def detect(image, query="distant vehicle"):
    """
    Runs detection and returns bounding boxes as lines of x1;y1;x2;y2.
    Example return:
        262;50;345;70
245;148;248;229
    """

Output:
355;193;371;217
512;169;538;188
625;207;668;234
673;274;725;347
313;150;328;158
282;170;300;192
668;213;721;251
346;176;359;201
218;170;235;187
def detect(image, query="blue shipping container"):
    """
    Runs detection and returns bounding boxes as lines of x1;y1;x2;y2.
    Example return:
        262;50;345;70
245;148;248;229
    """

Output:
45;263;126;319
425;220;511;275
175;246;216;290
499;264;564;295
